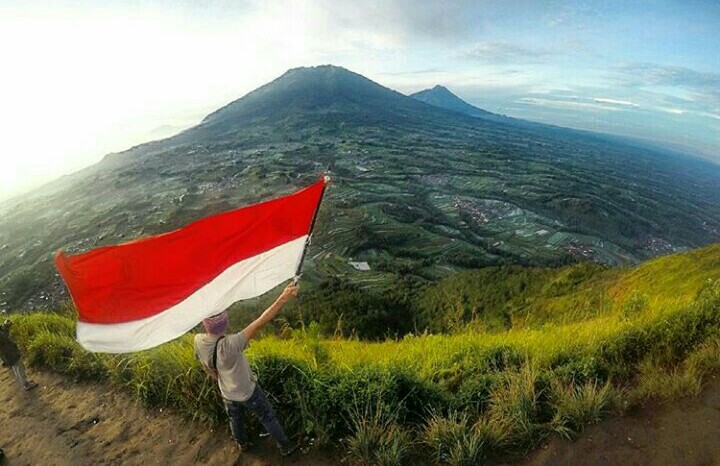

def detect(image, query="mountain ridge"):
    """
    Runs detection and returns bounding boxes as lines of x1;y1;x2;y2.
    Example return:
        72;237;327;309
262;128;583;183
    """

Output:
203;65;405;120
198;65;464;129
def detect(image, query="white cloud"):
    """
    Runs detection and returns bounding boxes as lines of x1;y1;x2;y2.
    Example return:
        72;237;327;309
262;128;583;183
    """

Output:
463;42;556;64
518;97;621;112
593;98;639;108
657;108;686;115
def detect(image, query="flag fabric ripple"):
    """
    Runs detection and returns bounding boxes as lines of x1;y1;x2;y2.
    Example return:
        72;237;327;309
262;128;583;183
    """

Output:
55;179;326;353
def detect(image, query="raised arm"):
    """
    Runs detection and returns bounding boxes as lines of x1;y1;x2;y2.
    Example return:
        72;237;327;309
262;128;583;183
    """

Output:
241;282;299;341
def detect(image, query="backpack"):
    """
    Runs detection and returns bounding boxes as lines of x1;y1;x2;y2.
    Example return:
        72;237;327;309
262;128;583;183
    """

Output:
211;335;226;370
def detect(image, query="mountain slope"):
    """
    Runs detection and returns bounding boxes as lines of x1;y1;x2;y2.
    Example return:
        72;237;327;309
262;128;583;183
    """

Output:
8;243;720;463
1;65;720;310
175;66;478;145
410;84;494;118
204;65;431;124
414;242;720;333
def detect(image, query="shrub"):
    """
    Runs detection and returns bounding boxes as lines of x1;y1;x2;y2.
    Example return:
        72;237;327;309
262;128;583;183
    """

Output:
453;373;498;412
346;401;412;466
423;411;472;465
487;364;543;446
686;336;720;375
549;380;617;439
24;330;75;371
10;312;75;346
630;359;702;405
549;353;607;385
422;411;510;465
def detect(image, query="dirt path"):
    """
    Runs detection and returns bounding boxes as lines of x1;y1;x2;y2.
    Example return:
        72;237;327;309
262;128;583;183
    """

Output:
501;374;720;466
3;367;720;465
0;368;332;466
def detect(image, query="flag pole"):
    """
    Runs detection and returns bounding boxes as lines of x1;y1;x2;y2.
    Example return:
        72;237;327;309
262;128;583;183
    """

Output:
293;172;330;283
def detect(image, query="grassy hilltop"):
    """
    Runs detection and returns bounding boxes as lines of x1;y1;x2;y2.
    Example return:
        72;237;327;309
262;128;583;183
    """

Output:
9;244;720;465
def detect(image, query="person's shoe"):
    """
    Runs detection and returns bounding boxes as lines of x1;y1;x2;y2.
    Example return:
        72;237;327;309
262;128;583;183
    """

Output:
279;443;298;457
236;441;254;453
23;381;38;392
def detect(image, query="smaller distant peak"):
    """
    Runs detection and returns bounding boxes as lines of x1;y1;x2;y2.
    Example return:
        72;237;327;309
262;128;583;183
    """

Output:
411;84;494;118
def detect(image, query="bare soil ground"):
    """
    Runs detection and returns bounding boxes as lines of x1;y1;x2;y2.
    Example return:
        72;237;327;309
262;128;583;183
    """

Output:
2;366;719;465
0;368;334;466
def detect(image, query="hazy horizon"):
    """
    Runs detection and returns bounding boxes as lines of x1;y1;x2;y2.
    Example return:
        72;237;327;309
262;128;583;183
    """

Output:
1;0;718;200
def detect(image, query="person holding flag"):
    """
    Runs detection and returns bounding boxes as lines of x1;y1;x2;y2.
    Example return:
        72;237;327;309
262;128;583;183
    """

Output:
54;177;329;459
194;282;299;455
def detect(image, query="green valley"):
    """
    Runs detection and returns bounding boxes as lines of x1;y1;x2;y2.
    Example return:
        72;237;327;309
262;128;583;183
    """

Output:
1;66;719;313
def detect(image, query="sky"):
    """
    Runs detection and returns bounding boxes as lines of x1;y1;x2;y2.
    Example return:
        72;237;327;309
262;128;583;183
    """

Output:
0;0;718;199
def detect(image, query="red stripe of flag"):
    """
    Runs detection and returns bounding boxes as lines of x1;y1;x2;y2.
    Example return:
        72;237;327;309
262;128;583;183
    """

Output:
55;179;326;325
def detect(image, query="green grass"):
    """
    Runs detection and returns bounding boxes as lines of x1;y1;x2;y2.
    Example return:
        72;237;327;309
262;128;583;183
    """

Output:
549;380;618;439
609;243;720;309
422;411;486;466
416;244;720;333
7;245;720;464
346;400;412;466
629;333;720;406
630;360;703;404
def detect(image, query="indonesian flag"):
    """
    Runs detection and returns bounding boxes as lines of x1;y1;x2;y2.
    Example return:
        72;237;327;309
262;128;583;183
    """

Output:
55;178;327;353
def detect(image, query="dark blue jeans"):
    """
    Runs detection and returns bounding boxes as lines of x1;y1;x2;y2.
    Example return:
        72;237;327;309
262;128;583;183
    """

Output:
224;385;289;447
